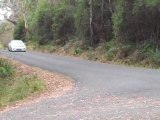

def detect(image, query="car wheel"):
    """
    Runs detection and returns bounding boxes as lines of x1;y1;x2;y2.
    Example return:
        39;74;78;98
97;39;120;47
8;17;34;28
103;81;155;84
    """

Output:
10;47;13;52
9;47;11;52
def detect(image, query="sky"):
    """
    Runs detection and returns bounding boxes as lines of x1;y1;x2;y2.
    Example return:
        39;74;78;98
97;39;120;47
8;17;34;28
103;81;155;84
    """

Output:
0;8;12;21
0;9;5;20
0;15;4;20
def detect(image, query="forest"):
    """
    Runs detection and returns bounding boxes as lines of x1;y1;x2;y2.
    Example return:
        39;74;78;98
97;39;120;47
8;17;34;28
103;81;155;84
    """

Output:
0;0;160;68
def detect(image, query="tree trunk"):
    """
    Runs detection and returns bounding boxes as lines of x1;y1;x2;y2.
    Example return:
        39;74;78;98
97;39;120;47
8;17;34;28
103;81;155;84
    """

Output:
108;0;112;13
101;0;104;29
89;0;93;46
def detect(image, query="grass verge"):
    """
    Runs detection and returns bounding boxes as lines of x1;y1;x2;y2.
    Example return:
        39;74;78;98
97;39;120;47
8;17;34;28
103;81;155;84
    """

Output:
27;41;160;69
0;57;45;108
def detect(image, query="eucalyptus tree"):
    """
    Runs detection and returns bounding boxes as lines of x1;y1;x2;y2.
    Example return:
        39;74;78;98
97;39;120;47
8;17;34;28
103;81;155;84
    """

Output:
18;0;38;30
0;0;37;27
0;0;18;25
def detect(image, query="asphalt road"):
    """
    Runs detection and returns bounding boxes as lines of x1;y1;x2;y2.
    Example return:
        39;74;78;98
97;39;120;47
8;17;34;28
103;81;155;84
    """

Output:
0;50;160;120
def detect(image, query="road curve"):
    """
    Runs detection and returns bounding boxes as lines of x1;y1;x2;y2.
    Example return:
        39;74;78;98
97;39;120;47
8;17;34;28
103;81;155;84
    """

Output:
0;50;160;119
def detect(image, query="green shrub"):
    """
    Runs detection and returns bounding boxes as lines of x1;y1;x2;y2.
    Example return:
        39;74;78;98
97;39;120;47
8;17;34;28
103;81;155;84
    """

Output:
0;57;45;108
53;4;75;45
37;9;54;45
26;0;53;45
74;47;82;55
0;75;45;108
10;76;45;102
13;19;26;41
75;1;90;40
0;58;14;78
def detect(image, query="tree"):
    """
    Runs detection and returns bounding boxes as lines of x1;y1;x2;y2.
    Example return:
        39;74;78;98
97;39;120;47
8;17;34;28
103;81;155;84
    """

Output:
89;0;93;46
0;0;19;25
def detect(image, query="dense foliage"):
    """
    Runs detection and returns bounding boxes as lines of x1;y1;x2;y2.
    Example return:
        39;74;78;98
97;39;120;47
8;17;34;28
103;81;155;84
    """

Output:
13;19;26;41
13;0;160;45
11;0;160;66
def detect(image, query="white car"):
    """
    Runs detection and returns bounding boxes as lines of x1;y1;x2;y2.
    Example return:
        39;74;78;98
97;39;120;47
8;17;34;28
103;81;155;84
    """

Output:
8;40;26;52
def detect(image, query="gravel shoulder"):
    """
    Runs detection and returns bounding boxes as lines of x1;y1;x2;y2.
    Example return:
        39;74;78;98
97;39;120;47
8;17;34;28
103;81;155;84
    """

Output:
0;56;74;113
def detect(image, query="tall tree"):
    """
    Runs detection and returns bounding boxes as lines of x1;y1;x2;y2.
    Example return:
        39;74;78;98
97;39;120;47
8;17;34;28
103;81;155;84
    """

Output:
89;0;93;46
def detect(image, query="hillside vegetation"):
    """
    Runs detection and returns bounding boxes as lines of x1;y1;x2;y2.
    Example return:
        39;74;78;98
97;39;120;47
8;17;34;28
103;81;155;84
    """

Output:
0;22;13;48
1;0;160;68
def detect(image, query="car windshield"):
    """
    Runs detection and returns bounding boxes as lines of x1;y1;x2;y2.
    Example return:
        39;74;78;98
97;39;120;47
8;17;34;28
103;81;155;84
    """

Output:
11;40;24;45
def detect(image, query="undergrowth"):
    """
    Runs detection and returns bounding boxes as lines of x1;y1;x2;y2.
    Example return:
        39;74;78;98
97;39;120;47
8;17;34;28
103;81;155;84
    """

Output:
0;58;45;108
27;40;160;69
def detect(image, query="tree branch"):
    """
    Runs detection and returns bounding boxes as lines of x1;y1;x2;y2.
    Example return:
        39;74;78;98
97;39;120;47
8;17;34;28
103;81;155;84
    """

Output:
6;18;17;25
